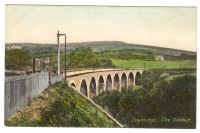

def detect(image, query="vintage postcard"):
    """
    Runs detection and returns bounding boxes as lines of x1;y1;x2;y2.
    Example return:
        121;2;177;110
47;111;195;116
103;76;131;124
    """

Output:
4;5;197;129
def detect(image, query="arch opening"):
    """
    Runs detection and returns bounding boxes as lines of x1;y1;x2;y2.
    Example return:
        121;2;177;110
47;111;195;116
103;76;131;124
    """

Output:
106;74;112;91
121;73;127;90
128;72;134;88
135;72;142;85
89;77;96;98
98;75;104;94
80;79;88;97
70;83;76;88
113;74;120;90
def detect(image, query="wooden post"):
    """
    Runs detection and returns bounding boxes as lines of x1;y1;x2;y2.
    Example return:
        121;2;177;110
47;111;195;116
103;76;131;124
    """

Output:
65;35;67;83
32;58;36;73
49;66;52;85
57;30;60;75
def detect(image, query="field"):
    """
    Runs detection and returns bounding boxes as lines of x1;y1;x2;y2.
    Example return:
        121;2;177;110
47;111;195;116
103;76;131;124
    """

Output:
112;59;196;69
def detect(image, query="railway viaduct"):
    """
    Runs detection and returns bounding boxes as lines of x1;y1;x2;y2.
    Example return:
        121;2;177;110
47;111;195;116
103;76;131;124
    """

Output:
65;68;144;98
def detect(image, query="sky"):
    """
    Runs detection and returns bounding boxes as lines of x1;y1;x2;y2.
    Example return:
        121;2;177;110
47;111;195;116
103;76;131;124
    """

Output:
5;5;197;51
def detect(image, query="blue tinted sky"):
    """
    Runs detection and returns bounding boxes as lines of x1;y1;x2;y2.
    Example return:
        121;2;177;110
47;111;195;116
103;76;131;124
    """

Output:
6;5;197;51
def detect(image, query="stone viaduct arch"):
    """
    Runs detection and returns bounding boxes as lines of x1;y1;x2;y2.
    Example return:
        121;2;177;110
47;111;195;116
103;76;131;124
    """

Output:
66;69;144;98
98;75;105;94
113;74;120;90
135;72;142;85
121;73;127;90
106;74;112;91
69;80;76;88
128;72;134;88
89;77;96;98
80;79;88;97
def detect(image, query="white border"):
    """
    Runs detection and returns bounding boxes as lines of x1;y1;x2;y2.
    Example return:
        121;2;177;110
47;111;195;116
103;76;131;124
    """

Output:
0;0;199;133
3;0;200;6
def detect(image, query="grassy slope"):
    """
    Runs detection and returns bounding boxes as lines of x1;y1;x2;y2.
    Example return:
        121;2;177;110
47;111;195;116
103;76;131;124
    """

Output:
112;59;196;69
165;73;196;81
5;83;118;127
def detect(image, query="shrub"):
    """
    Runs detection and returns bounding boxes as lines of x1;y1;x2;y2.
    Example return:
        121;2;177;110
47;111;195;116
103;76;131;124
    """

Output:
5;49;32;70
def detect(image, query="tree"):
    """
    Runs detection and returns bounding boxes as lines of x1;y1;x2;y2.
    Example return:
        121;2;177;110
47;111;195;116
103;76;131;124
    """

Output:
67;47;115;68
141;69;164;89
94;72;196;128
5;49;32;70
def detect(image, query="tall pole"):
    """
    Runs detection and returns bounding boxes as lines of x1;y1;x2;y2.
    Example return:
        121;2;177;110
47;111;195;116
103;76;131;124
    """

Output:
57;30;67;82
57;30;60;75
65;35;67;83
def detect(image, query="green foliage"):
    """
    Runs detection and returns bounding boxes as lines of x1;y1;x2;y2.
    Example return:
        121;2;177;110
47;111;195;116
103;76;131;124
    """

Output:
93;90;121;118
5;49;32;70
112;59;196;69
5;112;40;127
30;46;55;56
96;49;154;60
67;47;95;68
165;53;196;60
96;49;196;61
180;53;196;60
66;47;115;68
141;69;164;89
98;58;115;67
93;71;196;128
8;41;196;61
154;76;196;116
40;83;117;127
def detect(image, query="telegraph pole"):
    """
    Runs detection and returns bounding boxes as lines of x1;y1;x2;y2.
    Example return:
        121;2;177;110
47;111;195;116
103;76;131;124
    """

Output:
57;31;60;75
65;35;67;82
57;30;67;82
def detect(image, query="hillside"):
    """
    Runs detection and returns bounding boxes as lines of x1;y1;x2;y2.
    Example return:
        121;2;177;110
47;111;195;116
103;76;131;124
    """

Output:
6;41;196;57
5;82;119;127
93;70;196;128
5;43;196;71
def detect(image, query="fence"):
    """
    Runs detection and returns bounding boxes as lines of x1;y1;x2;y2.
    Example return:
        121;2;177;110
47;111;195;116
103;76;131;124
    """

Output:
4;72;63;120
50;75;63;85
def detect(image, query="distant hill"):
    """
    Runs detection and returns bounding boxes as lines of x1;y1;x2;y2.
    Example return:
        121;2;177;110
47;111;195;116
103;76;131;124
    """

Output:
6;41;196;57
